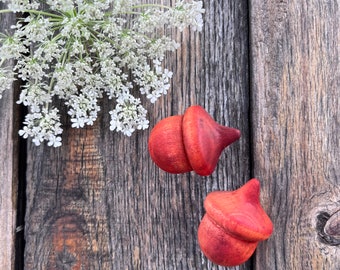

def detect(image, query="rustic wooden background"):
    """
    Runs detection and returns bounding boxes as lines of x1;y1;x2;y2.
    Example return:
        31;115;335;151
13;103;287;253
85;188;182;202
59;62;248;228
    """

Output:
0;0;339;269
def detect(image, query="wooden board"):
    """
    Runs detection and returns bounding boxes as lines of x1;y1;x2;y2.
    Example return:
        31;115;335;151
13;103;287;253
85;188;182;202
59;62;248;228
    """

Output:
24;1;251;269
2;0;338;269
250;0;340;269
0;4;19;270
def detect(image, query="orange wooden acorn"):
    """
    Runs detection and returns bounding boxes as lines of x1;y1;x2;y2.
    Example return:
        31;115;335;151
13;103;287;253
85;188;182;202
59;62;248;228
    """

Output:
197;178;273;266
148;105;241;176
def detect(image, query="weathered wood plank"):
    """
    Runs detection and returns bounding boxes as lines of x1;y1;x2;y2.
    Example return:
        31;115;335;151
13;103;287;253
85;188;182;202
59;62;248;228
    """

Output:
24;0;251;269
250;0;340;269
0;4;19;270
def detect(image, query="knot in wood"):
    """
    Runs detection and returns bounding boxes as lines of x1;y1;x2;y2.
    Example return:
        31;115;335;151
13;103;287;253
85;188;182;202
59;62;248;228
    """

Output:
316;210;340;246
324;210;340;241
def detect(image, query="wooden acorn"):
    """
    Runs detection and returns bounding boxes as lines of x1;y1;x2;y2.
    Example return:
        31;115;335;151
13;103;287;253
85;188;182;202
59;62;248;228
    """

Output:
148;105;241;176
197;178;273;266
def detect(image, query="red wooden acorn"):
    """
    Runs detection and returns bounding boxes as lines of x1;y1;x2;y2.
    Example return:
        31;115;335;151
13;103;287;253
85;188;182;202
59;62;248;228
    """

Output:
197;178;273;266
148;105;241;176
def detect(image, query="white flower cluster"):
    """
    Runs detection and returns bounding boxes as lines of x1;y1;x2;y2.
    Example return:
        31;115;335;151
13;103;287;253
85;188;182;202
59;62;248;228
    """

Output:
0;0;204;146
18;108;63;147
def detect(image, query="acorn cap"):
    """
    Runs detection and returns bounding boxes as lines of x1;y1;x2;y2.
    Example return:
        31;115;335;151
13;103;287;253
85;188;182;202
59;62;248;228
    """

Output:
182;105;241;176
204;178;273;242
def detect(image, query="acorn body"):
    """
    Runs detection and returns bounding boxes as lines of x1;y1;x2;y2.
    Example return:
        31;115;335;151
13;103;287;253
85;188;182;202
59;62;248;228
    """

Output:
197;179;273;266
148;115;192;174
148;105;241;176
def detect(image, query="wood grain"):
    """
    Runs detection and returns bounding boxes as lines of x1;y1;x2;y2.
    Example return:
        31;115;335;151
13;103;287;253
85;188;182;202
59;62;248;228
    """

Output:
250;0;340;269
24;0;251;269
0;4;19;270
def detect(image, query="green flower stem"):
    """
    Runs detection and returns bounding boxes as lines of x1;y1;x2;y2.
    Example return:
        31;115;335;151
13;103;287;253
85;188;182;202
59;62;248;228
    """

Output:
0;9;12;14
61;39;73;66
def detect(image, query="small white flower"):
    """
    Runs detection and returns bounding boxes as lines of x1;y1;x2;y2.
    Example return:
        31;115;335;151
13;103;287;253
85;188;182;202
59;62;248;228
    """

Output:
71;117;87;128
137;119;149;130
18;126;30;139
47;135;62;147
32;136;43;146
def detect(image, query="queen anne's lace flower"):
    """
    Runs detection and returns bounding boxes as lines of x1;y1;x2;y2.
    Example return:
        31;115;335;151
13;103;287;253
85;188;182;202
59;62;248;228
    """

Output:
0;0;204;147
